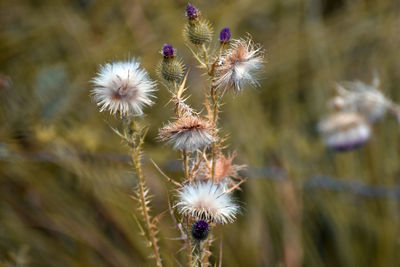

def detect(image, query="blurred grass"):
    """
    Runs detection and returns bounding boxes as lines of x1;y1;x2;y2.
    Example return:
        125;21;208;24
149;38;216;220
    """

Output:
1;0;400;266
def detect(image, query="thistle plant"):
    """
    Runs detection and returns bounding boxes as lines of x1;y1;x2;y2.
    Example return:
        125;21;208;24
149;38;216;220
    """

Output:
318;76;400;151
91;3;264;266
91;58;162;266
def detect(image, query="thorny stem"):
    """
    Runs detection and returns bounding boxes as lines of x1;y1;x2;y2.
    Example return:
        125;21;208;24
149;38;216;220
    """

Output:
186;217;193;267
208;45;224;77
129;125;163;267
204;45;224;183
210;85;219;182
202;238;211;267
201;44;210;73
183;149;190;182
181;148;193;265
132;156;163;267
199;242;205;267
184;42;226;266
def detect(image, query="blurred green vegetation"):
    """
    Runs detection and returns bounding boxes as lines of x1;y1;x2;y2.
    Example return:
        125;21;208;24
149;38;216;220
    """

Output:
1;0;400;266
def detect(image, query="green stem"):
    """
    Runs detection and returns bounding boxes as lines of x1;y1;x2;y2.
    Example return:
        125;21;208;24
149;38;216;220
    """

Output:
201;44;210;73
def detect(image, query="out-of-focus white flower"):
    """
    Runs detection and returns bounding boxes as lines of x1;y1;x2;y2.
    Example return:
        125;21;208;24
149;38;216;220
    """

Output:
318;112;371;151
158;115;214;151
175;181;239;224
92;58;156;117
214;37;264;93
332;78;390;123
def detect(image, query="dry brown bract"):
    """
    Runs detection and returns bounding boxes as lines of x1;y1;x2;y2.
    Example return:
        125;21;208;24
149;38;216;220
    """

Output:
198;154;245;187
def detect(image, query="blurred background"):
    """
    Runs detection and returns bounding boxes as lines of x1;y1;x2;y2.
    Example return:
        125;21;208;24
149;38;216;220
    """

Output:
1;0;400;266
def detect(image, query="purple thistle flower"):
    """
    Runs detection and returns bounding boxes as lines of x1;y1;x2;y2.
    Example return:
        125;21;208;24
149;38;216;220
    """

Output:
162;43;175;58
219;27;231;44
191;220;209;241
186;3;199;20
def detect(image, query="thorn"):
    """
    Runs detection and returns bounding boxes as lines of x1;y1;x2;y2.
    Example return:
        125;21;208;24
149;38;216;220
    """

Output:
225;178;247;193
177;71;190;99
150;159;182;188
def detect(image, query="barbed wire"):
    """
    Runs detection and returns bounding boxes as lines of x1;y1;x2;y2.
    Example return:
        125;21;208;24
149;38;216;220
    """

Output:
1;143;399;199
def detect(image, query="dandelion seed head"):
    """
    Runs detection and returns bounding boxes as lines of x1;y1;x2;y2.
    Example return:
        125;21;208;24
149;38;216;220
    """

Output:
158;115;214;151
176;181;239;224
191;220;209;241
214;37;264;93
91;58;156;117
318;112;371;151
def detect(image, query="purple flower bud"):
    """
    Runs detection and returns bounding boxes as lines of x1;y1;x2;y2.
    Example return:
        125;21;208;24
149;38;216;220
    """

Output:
162;43;175;58
191;220;209;241
219;27;231;44
186;3;199;20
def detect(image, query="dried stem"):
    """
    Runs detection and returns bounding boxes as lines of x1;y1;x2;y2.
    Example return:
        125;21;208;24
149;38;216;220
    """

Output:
183;149;190;181
186;217;193;267
218;238;223;267
209;85;219;182
132;154;163;267
199;242;205;267
181;147;193;266
201;238;212;267
128;124;163;267
151;159;182;188
279;178;302;267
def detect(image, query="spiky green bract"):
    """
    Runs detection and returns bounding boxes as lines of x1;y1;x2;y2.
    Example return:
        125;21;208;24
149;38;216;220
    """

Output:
157;57;185;84
184;19;213;45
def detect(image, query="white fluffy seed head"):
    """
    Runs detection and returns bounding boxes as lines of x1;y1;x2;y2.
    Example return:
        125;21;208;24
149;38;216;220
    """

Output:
214;37;264;93
334;80;389;123
176;181;239;224
318;112;371;151
158;115;215;152
91;58;157;117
